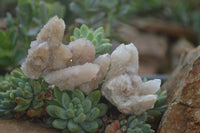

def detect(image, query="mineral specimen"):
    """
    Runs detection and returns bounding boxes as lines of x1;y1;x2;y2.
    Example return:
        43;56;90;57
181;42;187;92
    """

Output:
102;43;161;115
21;16;110;94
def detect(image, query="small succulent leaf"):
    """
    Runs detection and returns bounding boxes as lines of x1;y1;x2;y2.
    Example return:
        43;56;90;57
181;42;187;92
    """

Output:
137;113;147;123
80;120;99;132
101;39;110;43
68;120;82;132
54;87;63;103
147;110;161;118
86;31;94;41
32;100;44;109
86;107;100;121
55;106;68;119
14;104;29;112
70;36;75;41
66;108;75;118
94;27;104;35
86;90;101;106
128;119;138;129
96;43;112;55
23;90;33;98
80;24;88;37
15;97;31;105
52;119;67;130
73;113;86;123
155;96;167;107
82;99;92;113
62;92;70;109
74;28;81;38
92;39;97;45
73;89;85;101
127;128;141;133
36;91;44;100
95;103;108;117
46;105;58;118
127;116;136;125
46;99;60;106
95;32;103;45
24;84;32;92
141;124;155;133
96;118;103;127
33;81;41;95
11;69;23;78
27;108;42;117
71;97;81;105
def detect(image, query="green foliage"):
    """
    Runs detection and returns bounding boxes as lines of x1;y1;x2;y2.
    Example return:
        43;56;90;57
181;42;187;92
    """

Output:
129;0;164;15
0;29;17;68
46;88;108;133
69;0;131;35
0;69;49;117
120;113;154;133
71;24;112;57
106;113;154;133
147;90;167;124
0;0;65;70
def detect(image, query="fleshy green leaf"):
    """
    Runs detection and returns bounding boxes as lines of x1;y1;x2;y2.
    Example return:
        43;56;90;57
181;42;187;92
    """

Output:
46;105;58;118
52;119;67;130
82;99;92;113
62;92;70;109
87;90;101;106
55;106;68;119
73;89;85;101
68;120;82;132
86;107;100;121
96;103;108;117
14;104;29;112
80;120;99;132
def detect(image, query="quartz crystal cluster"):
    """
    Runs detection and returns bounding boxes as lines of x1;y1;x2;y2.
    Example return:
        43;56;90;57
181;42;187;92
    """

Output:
101;44;161;115
21;16;110;94
22;16;161;115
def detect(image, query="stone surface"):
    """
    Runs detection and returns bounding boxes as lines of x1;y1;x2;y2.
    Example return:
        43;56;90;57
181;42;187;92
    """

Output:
22;16;110;94
116;23;168;74
158;46;200;133
0;119;58;133
102;43;161;115
171;38;194;68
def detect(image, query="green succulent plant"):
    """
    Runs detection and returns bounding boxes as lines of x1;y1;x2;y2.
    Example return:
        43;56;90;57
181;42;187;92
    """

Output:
0;69;50;117
106;113;154;133
147;89;167;126
46;87;108;133
70;24;112;57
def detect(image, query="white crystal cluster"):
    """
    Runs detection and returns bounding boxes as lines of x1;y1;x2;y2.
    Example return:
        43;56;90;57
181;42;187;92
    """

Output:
21;16;110;94
101;44;161;115
21;16;161;115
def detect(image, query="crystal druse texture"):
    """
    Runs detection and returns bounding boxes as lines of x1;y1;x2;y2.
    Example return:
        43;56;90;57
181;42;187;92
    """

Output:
102;43;161;115
21;16;110;94
21;16;161;115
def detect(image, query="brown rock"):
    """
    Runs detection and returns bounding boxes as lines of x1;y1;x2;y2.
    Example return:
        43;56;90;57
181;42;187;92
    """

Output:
171;39;194;68
116;23;168;75
131;18;198;42
158;46;200;133
0;119;58;133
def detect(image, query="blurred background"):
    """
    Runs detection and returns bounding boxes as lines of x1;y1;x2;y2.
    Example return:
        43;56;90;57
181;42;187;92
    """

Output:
0;0;199;75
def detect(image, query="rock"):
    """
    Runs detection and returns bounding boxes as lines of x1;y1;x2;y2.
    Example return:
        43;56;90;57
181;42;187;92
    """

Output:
22;16;110;94
0;119;58;133
102;43;161;115
116;23;168;74
171;38;194;68
158;46;200;133
131;18;198;42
